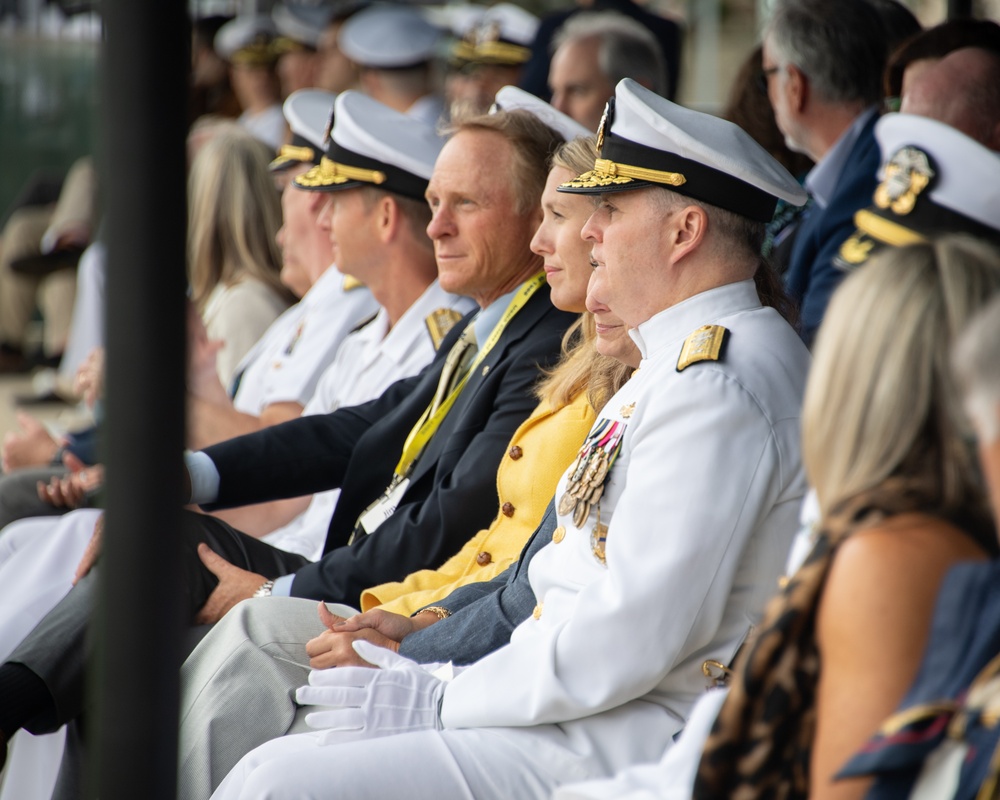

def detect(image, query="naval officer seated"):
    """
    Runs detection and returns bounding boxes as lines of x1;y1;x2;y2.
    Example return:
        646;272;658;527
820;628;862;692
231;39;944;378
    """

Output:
210;78;811;800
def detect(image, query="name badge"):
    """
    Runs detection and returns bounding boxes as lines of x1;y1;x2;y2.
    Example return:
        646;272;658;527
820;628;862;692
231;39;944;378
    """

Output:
357;476;411;536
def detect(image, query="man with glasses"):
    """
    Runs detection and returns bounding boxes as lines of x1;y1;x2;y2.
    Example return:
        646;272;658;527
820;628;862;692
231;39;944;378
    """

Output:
761;0;887;345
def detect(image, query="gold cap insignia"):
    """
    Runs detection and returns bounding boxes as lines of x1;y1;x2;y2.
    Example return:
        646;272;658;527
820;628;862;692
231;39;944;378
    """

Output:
837;230;875;267
873;146;935;216
476;20;501;46
271;144;315;169
342;275;364;292
322;108;335;146
425;308;464;350
596;99;612;153
560;158;687;190
295;156;387;189
677;325;729;372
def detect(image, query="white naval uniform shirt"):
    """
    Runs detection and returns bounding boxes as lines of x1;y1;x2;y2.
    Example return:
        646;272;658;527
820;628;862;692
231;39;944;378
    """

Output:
231;266;378;416
262;280;475;561
440;279;811;777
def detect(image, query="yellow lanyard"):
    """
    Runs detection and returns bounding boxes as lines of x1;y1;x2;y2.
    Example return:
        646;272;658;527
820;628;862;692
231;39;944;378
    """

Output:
393;272;546;478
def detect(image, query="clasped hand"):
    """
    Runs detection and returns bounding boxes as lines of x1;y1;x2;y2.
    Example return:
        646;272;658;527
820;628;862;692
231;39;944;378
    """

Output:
296;640;449;745
304;604;442;668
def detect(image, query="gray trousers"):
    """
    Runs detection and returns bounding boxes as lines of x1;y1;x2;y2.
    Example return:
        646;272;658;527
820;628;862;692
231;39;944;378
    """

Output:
177;596;358;800
0;466;70;530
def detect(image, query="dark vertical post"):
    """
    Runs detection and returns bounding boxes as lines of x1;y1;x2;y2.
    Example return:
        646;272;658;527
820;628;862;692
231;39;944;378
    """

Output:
947;0;974;18
92;0;188;797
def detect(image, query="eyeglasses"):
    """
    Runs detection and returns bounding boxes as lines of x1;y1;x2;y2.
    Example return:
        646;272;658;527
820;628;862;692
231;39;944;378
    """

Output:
756;66;780;95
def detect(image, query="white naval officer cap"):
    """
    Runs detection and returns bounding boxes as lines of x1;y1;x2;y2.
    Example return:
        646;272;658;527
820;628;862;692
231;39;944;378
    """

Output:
558;78;808;222
270;89;337;172
428;3;485;39
338;4;442;69
836;112;1000;269
272;2;336;49
453;4;539;66
295;90;443;199
492;85;590;143
215;15;281;65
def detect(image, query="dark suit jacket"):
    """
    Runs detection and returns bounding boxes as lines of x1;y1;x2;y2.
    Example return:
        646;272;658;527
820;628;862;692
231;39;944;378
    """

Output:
399;501;556;665
203;284;575;604
784;112;880;346
518;0;682;103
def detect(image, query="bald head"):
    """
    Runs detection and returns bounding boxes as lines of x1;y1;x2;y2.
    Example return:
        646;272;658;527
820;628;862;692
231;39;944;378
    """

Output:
901;47;1000;150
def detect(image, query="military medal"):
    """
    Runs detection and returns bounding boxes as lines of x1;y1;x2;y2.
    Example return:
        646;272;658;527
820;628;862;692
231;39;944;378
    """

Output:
283;321;306;356
591;520;609;565
557;417;625;527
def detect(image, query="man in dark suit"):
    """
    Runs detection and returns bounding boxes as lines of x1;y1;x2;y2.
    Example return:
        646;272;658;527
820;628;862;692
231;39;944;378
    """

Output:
0;102;574;767
762;0;887;345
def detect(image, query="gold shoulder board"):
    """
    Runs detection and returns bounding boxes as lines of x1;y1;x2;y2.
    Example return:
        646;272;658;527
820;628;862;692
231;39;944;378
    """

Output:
342;275;365;292
677;325;729;372
425;308;464;350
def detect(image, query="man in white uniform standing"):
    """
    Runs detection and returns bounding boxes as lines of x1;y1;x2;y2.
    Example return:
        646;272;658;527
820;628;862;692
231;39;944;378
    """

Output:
212;78;812;799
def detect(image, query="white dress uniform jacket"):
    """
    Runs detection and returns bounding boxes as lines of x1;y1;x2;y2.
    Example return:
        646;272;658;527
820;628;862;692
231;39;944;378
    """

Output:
440;279;810;776
263;281;475;560
231;266;378;415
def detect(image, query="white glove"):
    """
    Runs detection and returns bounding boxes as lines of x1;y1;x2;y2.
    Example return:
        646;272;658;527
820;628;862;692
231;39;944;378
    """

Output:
295;640;448;745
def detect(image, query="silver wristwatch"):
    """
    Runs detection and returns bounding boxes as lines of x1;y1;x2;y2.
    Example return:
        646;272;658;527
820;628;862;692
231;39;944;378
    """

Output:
253;579;275;598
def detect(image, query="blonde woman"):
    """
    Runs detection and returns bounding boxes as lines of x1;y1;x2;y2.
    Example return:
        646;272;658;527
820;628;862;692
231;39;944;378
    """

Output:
695;235;1000;800
188;125;295;386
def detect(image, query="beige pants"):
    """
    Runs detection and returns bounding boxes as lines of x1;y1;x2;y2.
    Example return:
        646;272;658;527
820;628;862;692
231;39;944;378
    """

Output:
0;205;76;355
177;597;360;800
0;158;97;355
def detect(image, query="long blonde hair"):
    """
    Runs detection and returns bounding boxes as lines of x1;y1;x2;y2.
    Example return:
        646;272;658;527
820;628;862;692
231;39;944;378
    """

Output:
803;234;1000;518
535;136;634;410
187;126;293;313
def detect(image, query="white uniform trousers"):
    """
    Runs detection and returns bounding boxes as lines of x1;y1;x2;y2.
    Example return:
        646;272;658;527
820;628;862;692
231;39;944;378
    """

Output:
212;725;605;800
0;509;98;800
0;510;98;655
552;688;729;800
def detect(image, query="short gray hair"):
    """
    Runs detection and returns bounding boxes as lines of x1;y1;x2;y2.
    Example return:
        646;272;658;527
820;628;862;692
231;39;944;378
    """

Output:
650;186;765;266
765;0;886;106
553;11;666;96
954;291;1000;444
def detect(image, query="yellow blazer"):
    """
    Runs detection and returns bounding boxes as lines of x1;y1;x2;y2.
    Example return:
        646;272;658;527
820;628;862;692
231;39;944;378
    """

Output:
360;391;596;615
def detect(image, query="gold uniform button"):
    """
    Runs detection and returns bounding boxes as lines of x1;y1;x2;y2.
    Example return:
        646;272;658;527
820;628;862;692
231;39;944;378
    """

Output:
552;526;566;543
501;502;515;517
481;365;490;376
532;603;543;620
508;445;523;460
476;551;492;566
